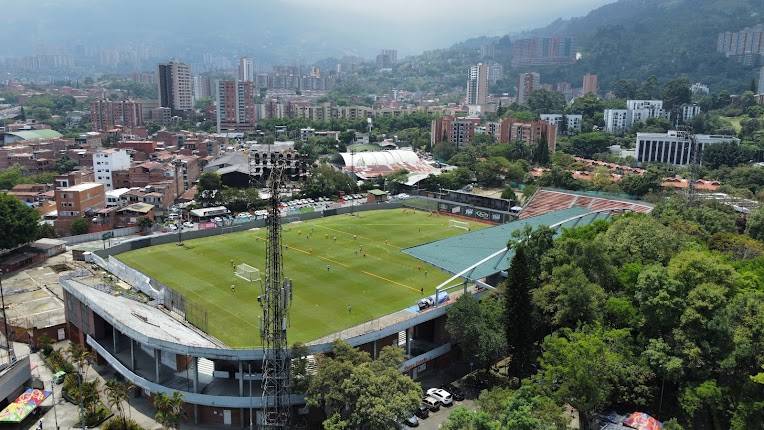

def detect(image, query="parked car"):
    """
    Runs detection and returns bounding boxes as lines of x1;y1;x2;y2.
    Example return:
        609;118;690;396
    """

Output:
183;221;195;229
426;388;453;406
417;297;433;310
403;416;419;427
237;212;252;218
213;216;223;223
422;396;440;412
415;405;430;419
168;224;178;230
441;383;465;401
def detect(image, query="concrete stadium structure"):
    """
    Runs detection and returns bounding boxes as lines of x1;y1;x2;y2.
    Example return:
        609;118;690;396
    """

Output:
61;195;651;427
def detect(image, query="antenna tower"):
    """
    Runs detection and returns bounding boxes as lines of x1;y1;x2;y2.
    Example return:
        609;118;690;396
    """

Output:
260;162;292;428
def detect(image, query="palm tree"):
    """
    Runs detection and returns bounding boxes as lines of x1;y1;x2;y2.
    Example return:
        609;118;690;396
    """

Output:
153;391;184;429
68;343;92;428
105;379;135;429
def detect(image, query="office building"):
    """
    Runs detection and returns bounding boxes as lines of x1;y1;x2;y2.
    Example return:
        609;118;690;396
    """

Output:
467;63;489;106
540;114;583;135
517;72;541;105
216;80;257;133
157;61;193;114
93;149;131;190
238;57;255;82
90;99;144;132
582;73;598;95
636;131;740;165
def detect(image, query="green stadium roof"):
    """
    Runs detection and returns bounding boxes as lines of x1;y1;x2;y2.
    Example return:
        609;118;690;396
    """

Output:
403;207;614;281
5;129;63;140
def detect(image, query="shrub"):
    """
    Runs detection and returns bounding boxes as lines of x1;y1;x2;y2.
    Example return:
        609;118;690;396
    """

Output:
103;417;145;430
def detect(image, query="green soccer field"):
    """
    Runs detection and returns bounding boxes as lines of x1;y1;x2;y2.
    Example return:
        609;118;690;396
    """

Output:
118;209;486;347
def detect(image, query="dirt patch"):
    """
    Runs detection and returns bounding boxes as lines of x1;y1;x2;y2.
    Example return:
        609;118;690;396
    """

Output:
49;264;71;273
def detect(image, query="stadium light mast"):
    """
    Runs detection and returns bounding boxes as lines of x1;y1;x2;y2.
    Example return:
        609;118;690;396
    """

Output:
260;163;292;428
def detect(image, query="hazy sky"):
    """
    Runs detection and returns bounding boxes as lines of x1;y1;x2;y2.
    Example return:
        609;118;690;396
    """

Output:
1;0;616;61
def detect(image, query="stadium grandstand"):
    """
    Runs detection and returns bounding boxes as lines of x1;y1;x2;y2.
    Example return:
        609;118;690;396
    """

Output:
339;149;440;185
519;188;653;219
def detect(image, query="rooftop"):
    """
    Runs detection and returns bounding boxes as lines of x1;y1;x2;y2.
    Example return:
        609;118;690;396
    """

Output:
60;182;103;192
4;129;63;140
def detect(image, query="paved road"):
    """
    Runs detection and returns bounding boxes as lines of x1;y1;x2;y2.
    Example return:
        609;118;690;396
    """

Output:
413;399;477;430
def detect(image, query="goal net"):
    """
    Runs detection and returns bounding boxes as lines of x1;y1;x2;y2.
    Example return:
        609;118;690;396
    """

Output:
448;219;470;231
235;263;261;283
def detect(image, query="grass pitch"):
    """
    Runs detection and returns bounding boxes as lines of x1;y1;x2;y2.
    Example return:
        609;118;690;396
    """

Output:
118;209;486;347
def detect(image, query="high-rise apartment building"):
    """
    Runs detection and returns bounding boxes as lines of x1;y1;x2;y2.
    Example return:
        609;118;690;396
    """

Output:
511;36;576;67
193;75;212;101
759;67;764;94
216;80;257;133
90;99;144;132
239;57;255;82
487;63;504;85
376;49;397;69
467;63;489;106
717;25;764;66
157;61;193;114
582;73;598;95
517;72;541;105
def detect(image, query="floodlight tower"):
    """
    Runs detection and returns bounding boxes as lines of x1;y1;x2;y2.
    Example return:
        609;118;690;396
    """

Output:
260;162;292;428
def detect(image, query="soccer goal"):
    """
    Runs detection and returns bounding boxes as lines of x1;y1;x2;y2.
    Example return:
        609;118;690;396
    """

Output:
448;219;470;231
235;263;261;283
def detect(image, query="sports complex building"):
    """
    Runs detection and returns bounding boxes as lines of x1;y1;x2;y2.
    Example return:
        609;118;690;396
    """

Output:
60;188;652;427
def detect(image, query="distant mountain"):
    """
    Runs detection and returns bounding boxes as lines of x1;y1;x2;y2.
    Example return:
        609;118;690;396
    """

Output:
511;0;764;91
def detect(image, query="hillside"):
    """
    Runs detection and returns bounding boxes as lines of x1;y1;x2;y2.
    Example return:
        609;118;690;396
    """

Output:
337;0;763;96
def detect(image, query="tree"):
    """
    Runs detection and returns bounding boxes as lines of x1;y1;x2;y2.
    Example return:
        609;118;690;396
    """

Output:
504;246;536;378
291;342;311;392
527;89;566;114
566;132;612;158
501;187;517;201
533;138;550;165
536;327;634;430
0;192;41;249
70;218;89;235
532;264;606;328
68;342;93;427
153;392;184;429
306;340;421;430
662;78;691;112
196;172;222;207
746;206;764;241
618;171;661;196
475;157;511;187
442;407;498;430
105;379;135;429
446;294;506;370
302;163;356;198
602;215;683;265
433;142;457;161
55;155;79;173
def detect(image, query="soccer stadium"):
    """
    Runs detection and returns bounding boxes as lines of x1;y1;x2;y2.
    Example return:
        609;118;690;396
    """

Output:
60;189;652;427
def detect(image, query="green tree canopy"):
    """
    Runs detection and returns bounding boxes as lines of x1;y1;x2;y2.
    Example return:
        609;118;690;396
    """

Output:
0;193;41;249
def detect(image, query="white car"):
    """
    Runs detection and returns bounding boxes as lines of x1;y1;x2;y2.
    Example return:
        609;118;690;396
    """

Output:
213;216;223;223
168;224;178;231
183;221;195;229
426;388;453;406
237;212;252;218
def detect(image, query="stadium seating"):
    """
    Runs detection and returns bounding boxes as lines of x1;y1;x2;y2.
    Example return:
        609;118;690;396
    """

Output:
519;189;652;220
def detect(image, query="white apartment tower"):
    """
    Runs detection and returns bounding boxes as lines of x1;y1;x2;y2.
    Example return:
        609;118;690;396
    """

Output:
239;57;255;82
467;63;489;106
93;149;131;191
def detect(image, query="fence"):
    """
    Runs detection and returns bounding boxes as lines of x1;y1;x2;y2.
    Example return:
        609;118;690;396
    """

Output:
60;226;140;245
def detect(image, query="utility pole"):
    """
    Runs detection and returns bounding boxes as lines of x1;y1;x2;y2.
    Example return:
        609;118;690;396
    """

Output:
173;159;183;246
